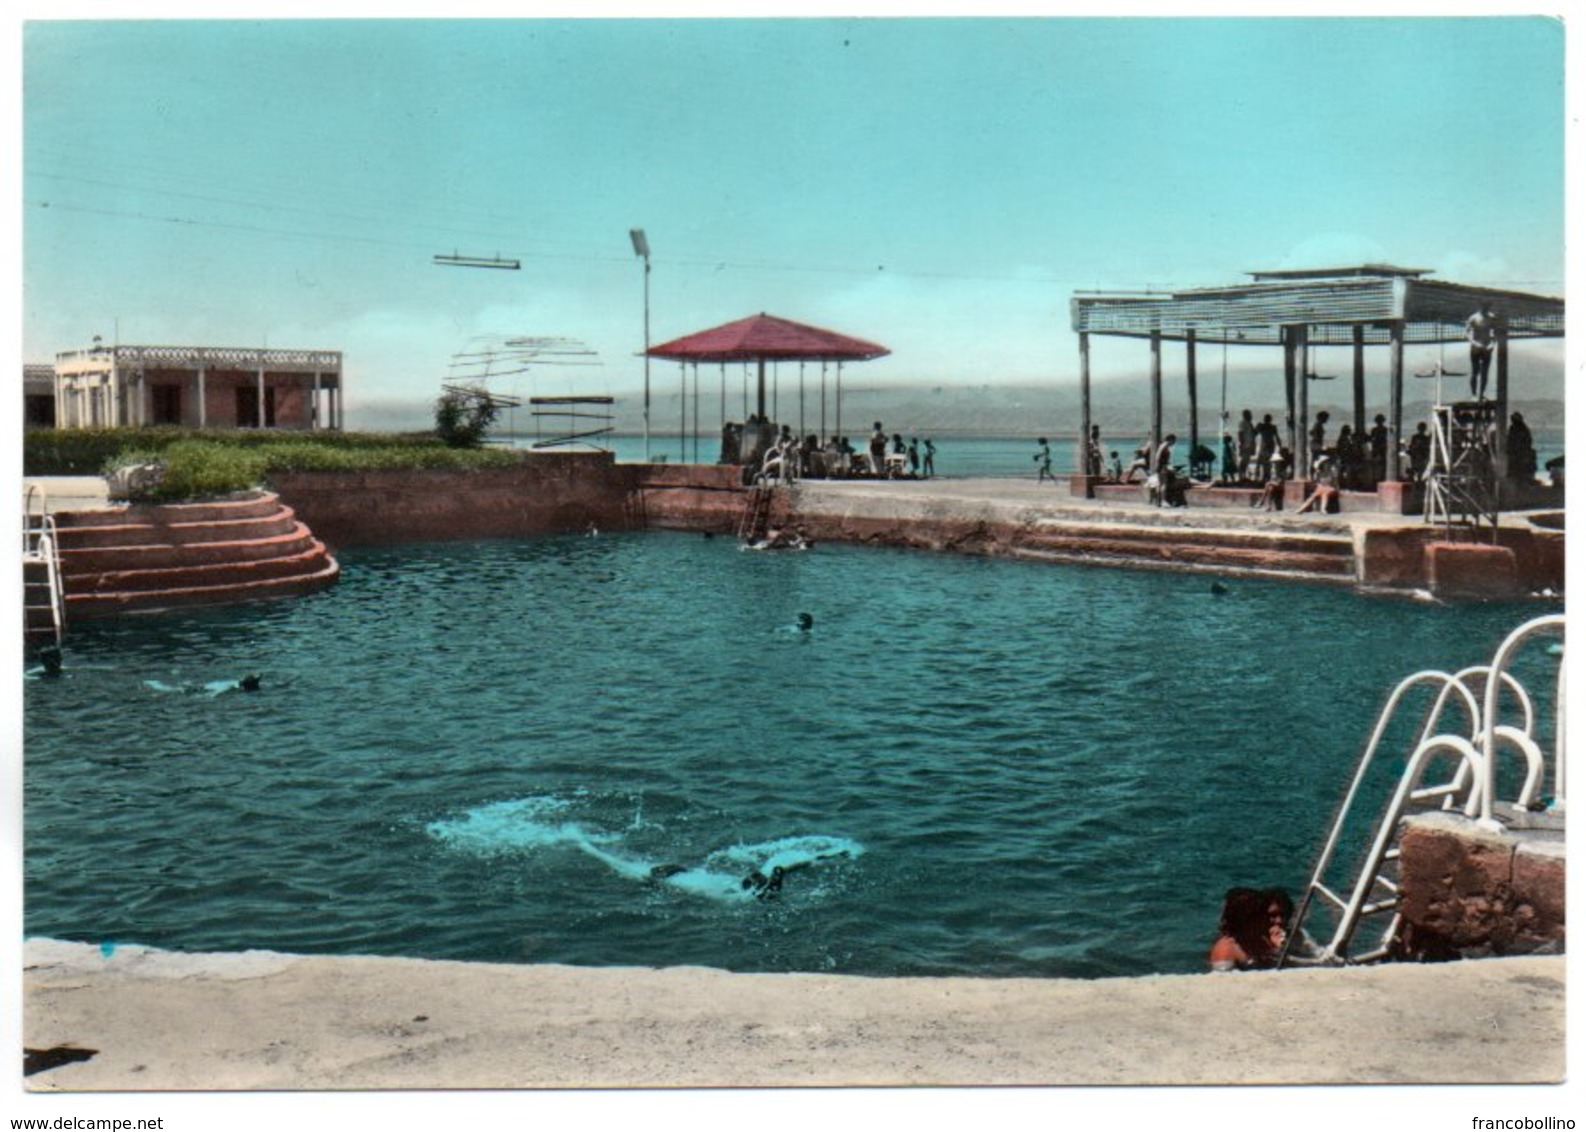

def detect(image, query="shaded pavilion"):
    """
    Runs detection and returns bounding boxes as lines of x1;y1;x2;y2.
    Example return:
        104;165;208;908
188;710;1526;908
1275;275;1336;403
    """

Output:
646;313;890;459
1070;264;1564;493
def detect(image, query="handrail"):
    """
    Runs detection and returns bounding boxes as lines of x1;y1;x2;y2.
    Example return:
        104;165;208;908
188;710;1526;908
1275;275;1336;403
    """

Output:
1282;669;1479;962
1330;734;1484;963
1285;615;1564;967
1477;615;1565;826
22;484;66;646
1554;650;1568;812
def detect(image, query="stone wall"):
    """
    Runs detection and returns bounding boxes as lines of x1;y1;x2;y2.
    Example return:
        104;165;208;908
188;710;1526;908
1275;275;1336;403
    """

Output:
269;453;643;548
1394;812;1564;960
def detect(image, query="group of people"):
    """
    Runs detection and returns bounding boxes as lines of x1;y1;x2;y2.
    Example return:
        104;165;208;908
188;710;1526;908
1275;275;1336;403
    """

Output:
1054;427;1190;507
748;421;937;484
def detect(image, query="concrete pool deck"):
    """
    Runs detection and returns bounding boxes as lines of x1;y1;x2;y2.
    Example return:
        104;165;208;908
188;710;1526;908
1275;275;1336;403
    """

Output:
22;938;1563;1090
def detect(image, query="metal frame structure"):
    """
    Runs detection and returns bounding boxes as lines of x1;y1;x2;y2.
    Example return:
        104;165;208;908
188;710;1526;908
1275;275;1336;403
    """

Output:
1284;613;1563;966
1070;265;1564;489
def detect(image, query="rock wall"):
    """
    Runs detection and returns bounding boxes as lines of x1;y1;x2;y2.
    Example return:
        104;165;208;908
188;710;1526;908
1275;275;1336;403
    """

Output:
1394;812;1564;960
269;453;644;548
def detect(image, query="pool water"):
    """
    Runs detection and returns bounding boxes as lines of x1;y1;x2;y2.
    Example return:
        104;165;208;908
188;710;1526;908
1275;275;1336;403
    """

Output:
23;531;1558;978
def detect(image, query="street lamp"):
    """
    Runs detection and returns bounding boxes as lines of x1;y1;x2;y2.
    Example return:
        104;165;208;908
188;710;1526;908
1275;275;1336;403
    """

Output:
629;228;651;461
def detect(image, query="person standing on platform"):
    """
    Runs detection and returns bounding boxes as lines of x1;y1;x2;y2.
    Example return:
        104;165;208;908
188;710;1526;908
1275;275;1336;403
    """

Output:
1308;411;1329;465
1087;424;1105;478
923;437;937;478
1033;437;1055;482
1368;414;1390;483
1406;422;1432;482
1237;409;1257;480
1466;304;1497;401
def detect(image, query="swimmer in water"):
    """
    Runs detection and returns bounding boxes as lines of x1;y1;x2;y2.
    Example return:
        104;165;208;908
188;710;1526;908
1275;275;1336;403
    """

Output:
25;645;63;680
206;674;262;694
797;612;814;632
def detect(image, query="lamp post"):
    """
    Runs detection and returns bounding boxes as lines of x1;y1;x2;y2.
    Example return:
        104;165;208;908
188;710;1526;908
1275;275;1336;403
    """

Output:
629;228;651;461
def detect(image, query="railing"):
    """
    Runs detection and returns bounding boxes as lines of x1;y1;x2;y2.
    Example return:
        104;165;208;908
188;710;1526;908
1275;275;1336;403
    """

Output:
22;485;66;646
1284;613;1563;965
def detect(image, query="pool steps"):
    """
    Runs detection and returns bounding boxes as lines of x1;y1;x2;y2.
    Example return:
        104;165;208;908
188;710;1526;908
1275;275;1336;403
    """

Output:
50;491;339;619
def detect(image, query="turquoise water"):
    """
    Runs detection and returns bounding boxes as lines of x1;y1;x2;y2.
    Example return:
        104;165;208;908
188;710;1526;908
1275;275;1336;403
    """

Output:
24;532;1558;978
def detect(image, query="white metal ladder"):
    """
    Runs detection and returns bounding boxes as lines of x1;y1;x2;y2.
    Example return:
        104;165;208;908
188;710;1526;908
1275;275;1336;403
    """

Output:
1283;614;1564;966
22;484;66;647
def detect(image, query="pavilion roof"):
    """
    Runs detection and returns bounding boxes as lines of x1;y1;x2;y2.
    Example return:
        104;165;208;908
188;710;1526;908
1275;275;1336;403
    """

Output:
1071;266;1564;347
646;313;890;363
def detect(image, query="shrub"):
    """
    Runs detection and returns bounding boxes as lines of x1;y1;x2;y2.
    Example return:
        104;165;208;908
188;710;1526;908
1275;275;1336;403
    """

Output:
434;386;502;448
149;441;270;501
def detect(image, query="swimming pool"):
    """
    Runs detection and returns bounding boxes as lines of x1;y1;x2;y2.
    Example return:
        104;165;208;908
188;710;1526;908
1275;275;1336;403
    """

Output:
23;531;1557;978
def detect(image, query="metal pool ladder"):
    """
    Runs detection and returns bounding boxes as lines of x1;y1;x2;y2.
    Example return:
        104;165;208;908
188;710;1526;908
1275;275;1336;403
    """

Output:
1282;613;1565;966
22;484;67;647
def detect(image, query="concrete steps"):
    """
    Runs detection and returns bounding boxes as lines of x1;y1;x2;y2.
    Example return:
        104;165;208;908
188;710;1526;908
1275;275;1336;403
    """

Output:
1016;520;1357;579
54;491;339;619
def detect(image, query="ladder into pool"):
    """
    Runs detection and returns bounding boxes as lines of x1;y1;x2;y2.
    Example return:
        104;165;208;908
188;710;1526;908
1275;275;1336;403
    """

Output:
22;485;67;648
1280;613;1565;967
738;483;775;543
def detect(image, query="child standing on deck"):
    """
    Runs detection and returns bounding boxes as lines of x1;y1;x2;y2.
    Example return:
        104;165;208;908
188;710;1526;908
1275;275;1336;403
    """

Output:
1033;437;1055;482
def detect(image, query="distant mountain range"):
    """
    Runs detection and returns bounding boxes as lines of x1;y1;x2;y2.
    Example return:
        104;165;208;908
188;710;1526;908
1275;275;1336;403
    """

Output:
348;357;1565;439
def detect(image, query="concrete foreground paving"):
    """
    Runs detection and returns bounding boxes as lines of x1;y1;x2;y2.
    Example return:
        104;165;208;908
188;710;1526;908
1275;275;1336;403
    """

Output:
22;939;1563;1091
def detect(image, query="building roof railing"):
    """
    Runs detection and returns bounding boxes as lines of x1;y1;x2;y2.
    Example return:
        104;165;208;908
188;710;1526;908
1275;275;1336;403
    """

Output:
54;344;344;376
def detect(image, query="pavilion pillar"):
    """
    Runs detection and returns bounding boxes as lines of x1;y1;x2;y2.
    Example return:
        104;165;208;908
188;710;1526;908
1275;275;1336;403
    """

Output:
680;362;688;463
756;357;767;423
197;364;207;428
819;362;827;441
312;371;322;430
1078;331;1093;475
692;362;700;464
1294;325;1310;476
1185;330;1199;460
257;366;267;428
1388;321;1405;481
835;363;844;444
1149;330;1162;457
1282;327;1297;459
1351;325;1367;438
1494;327;1511;482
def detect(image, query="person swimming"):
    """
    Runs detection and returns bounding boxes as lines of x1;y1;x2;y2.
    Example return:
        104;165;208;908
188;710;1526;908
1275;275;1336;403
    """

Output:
149;674;263;696
797;612;814;632
24;645;63;680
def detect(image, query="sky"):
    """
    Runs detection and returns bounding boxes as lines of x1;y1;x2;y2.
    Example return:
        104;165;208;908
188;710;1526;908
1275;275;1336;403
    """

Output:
17;13;1569;427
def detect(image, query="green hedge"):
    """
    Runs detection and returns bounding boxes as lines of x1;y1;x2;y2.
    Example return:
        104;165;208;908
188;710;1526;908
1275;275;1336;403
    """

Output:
23;427;523;499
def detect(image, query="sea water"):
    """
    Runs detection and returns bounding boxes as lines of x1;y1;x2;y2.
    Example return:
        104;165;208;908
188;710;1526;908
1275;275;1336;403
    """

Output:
23;532;1558;978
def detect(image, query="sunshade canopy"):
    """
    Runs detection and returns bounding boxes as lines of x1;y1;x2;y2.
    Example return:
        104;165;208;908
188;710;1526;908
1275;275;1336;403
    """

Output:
646;312;890;363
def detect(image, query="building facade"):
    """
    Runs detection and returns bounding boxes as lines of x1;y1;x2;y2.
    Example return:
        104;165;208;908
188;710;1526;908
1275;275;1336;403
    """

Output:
51;344;344;431
23;363;57;427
